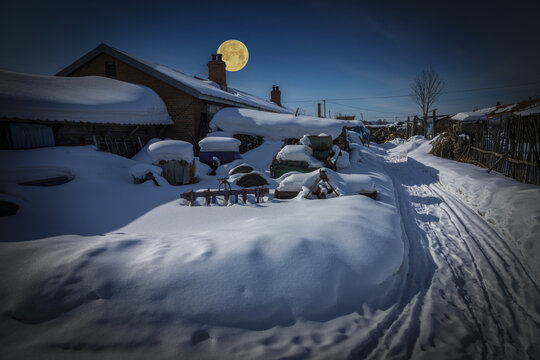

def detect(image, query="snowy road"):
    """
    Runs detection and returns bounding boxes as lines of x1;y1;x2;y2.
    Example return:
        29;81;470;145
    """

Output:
349;147;540;359
1;141;539;360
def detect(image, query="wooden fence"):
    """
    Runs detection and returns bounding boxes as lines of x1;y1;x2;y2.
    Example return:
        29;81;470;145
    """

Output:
89;135;144;157
465;114;540;185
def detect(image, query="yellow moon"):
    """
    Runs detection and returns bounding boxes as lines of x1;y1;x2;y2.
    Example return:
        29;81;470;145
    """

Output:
217;40;249;72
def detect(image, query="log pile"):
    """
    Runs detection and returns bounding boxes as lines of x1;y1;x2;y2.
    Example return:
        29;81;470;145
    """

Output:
233;134;264;154
371;128;406;143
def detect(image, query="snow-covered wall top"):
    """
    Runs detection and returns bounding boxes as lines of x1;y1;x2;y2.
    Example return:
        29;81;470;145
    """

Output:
198;137;241;152
451;112;488;122
0;70;173;125
210;107;357;140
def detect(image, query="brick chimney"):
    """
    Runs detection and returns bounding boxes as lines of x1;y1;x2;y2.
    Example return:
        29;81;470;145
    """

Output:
207;54;227;88
271;85;282;106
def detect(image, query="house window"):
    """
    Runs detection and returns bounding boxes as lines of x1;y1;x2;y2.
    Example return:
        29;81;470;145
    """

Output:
105;62;117;78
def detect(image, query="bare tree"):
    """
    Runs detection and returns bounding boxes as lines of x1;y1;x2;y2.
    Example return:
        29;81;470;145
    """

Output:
410;67;446;117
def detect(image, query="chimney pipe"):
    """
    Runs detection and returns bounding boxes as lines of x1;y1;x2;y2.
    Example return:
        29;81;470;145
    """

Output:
271;85;282;107
207;54;227;88
318;103;322;117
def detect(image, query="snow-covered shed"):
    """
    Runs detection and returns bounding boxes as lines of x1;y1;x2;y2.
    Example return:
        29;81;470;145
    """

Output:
0;70;172;152
451;112;488;132
56;43;293;145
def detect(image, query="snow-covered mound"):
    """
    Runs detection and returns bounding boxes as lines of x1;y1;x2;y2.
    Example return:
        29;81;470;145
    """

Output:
128;163;162;178
211;107;359;140
0;166;74;184
276;145;323;167
277;168;376;195
130;138;161;164
147;140;194;163
0;70;173;125
335;149;350;170
0;143;404;358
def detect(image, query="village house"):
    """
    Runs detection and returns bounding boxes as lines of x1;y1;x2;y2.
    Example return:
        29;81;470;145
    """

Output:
56;43;292;146
0;69;172;155
474;97;540;121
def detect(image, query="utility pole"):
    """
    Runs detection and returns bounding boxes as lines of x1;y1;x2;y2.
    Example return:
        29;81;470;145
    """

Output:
323;100;326;118
432;109;437;138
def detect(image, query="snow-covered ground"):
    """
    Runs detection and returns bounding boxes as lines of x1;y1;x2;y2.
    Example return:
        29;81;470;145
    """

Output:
0;137;538;359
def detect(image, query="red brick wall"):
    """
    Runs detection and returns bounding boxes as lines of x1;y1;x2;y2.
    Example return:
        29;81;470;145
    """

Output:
67;53;200;143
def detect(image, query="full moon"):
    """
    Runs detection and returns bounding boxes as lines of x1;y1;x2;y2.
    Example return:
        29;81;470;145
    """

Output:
217;40;249;72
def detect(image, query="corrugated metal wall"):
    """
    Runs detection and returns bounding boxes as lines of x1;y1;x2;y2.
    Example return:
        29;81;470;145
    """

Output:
8;123;55;149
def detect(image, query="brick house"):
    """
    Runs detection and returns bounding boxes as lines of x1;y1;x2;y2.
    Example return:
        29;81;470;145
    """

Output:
56;43;291;145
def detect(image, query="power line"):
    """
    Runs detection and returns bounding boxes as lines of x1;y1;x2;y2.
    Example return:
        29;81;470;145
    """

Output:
283;80;540;103
327;101;409;115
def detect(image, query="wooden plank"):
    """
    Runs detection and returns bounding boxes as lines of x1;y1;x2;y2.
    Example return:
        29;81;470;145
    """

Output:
470;146;537;167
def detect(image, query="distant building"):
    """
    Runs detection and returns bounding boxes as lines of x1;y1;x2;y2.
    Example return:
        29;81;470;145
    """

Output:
56;43;292;145
335;115;356;121
474;97;540;120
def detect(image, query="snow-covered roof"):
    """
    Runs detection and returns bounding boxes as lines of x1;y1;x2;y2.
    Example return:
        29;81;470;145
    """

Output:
475;99;540;118
56;43;293;114
495;104;518;113
475;106;496;114
515;105;540;116
0;70;173;125
210;107;356;140
451;112;488;122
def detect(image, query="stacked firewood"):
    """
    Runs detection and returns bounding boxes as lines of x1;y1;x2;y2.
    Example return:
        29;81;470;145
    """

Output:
233;134;264;154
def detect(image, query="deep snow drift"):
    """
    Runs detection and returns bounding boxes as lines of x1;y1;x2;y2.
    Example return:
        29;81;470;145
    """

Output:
0;141;404;359
1;136;538;359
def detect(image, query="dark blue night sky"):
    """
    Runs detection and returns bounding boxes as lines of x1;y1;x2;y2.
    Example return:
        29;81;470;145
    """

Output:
1;0;539;120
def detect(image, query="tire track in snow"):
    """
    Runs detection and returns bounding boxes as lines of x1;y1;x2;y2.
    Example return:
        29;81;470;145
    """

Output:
349;158;438;360
351;150;540;359
430;185;540;331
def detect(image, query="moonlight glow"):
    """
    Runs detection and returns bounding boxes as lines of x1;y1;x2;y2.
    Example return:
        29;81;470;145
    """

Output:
217;40;249;72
